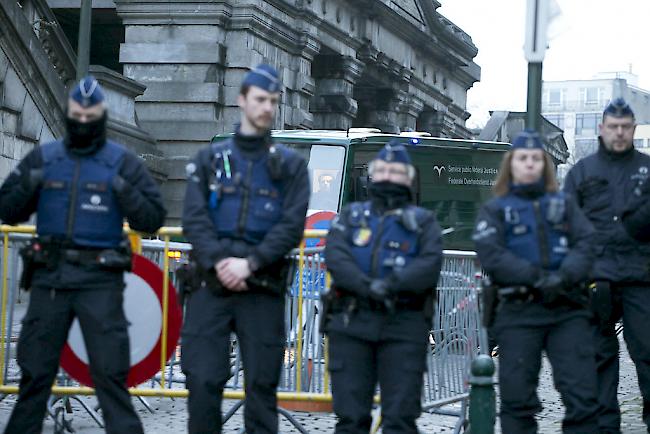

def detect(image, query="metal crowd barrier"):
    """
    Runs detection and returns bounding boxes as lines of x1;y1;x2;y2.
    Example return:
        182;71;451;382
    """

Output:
0;225;487;433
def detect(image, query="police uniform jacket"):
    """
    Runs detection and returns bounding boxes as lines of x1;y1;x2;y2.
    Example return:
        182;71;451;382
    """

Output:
473;184;594;289
564;139;650;282
182;133;310;287
324;196;442;340
0;140;166;290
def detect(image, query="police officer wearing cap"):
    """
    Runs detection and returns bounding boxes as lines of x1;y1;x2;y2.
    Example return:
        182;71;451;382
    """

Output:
0;76;166;434
323;140;442;434
474;130;598;433
564;98;650;434
181;64;309;433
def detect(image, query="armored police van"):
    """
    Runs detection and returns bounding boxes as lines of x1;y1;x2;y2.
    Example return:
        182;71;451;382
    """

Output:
212;129;510;250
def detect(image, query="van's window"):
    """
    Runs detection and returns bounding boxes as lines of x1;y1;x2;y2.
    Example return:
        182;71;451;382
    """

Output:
285;144;346;212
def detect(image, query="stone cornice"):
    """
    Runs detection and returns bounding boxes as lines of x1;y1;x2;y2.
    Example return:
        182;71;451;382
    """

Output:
114;0;232;25
355;0;477;67
89;65;146;99
289;7;365;53
228;5;314;58
0;0;65;136
405;75;454;109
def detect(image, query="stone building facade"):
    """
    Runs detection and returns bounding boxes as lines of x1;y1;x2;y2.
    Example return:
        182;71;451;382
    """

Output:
3;0;481;222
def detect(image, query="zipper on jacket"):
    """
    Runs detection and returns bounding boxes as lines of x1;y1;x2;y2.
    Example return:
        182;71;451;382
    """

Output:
370;214;386;277
237;160;254;234
66;158;82;239
533;200;550;268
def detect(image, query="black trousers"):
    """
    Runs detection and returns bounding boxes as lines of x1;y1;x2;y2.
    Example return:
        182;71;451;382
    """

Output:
181;287;285;434
327;322;427;434
594;285;650;434
4;286;143;434
493;302;599;434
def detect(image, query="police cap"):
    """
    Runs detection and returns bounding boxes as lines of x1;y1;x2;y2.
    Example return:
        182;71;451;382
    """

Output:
242;64;282;93
375;139;412;165
69;76;105;108
511;129;544;151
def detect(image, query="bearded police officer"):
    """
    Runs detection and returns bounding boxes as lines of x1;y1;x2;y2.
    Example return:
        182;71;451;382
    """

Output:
181;64;310;433
0;76;166;434
323;141;442;434
564;98;650;434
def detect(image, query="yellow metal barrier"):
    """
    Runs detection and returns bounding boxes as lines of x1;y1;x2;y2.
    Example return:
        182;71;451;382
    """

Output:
0;225;337;404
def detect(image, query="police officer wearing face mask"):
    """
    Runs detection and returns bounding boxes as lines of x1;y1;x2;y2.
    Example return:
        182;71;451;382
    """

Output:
0;76;166;434
181;64;310;434
322;141;442;434
564;99;650;434
473;130;598;434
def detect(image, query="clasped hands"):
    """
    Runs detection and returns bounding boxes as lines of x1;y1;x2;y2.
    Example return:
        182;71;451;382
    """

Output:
215;258;251;292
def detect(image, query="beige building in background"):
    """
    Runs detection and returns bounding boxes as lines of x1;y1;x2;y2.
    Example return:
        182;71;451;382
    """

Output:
636;124;650;156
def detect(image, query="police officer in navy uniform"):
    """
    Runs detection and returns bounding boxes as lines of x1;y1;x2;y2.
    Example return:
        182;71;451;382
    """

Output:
323;141;443;434
473;130;598;434
181;65;310;433
0;76;166;434
564;99;650;434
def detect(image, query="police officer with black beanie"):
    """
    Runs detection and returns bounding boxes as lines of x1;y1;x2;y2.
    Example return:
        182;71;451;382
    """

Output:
323;140;443;434
564;98;650;434
0;76;166;434
181;64;310;433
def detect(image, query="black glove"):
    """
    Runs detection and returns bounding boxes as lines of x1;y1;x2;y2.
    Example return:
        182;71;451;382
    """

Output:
533;272;566;306
368;279;395;312
368;279;389;302
112;175;129;195
112;175;136;209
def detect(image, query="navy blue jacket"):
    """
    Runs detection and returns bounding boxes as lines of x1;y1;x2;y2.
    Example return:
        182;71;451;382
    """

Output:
564;141;650;282
473;187;594;287
0;140;166;290
182;136;310;275
325;201;443;301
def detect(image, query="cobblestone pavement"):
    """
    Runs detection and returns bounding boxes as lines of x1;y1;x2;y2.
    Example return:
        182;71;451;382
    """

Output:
0;302;647;433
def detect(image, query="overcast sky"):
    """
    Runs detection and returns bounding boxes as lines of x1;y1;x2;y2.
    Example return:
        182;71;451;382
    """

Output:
438;0;650;128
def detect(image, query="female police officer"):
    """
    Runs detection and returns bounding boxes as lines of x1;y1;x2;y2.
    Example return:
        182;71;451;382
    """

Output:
323;140;443;434
472;130;599;434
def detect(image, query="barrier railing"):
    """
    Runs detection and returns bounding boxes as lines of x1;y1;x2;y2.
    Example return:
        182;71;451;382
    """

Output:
0;225;488;433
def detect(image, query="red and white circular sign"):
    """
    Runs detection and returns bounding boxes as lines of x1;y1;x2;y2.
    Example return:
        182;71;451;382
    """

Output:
60;254;183;387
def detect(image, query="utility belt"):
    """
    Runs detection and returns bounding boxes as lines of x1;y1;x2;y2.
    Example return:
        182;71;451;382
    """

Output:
497;285;541;303
332;292;424;313
319;288;427;332
481;284;541;328
18;237;132;291
481;278;589;328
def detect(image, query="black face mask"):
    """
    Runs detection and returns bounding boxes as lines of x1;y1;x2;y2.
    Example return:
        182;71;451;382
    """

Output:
65;113;107;154
368;181;413;210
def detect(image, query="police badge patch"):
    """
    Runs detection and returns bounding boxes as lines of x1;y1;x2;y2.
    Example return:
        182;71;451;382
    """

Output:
353;227;372;246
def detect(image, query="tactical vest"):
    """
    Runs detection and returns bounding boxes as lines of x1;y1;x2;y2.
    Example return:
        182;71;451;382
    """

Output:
346;201;422;279
207;139;286;244
496;191;570;270
37;140;126;248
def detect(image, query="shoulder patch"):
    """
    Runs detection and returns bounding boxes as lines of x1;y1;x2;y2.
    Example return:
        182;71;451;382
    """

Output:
347;202;369;227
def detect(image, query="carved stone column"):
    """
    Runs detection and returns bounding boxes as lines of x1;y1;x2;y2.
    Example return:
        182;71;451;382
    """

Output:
311;54;364;130
418;108;456;137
